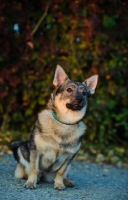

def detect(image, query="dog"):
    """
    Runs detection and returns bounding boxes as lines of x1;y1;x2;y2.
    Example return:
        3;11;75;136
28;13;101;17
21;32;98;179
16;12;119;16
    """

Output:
11;65;98;190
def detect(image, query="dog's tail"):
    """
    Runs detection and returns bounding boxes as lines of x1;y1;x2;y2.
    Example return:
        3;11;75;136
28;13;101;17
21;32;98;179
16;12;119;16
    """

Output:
10;140;23;161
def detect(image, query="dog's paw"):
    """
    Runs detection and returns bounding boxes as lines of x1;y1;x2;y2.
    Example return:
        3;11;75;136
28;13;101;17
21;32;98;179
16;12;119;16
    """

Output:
37;176;41;184
24;181;36;189
54;182;65;190
37;172;44;184
64;179;74;187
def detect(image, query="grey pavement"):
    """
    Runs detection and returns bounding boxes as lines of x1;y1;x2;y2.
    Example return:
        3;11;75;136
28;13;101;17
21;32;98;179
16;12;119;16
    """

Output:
0;153;128;200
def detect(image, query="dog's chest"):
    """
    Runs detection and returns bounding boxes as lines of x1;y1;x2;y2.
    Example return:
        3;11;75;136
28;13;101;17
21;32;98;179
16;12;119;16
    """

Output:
55;126;83;153
39;142;80;172
39;150;72;172
37;122;85;172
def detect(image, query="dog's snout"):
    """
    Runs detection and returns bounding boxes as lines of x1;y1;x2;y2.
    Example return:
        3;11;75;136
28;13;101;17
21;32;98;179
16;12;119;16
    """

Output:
76;97;83;103
76;95;83;103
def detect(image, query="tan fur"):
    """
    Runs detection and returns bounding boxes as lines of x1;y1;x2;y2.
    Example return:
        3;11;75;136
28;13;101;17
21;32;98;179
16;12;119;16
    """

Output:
24;150;39;189
54;94;87;124
54;161;68;189
15;163;27;179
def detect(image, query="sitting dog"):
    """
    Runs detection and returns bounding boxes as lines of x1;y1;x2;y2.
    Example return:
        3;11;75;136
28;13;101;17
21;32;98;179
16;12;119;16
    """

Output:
11;65;98;190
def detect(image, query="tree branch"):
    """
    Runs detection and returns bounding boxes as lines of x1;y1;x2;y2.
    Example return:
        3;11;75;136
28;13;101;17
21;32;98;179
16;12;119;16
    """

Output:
31;1;51;36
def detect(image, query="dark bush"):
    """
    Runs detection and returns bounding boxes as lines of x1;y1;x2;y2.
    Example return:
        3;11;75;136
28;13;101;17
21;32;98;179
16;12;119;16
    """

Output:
0;0;128;147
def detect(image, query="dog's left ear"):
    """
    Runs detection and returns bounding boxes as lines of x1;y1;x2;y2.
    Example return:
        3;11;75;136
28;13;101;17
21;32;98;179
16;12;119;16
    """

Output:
53;65;68;87
84;75;98;94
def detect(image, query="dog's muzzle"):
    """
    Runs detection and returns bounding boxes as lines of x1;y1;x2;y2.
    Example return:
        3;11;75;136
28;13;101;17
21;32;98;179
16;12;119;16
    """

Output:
66;96;84;111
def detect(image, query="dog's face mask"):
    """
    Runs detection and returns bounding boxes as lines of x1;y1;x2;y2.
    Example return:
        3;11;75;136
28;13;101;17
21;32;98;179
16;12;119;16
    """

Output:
53;65;98;115
55;80;88;111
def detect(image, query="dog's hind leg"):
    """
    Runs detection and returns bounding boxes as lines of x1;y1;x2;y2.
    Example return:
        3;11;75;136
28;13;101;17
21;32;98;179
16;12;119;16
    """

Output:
15;163;27;179
63;164;74;188
63;178;74;187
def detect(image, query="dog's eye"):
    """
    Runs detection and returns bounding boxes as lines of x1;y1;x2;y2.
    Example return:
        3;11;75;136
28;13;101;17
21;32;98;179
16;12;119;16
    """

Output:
82;91;87;96
67;88;72;92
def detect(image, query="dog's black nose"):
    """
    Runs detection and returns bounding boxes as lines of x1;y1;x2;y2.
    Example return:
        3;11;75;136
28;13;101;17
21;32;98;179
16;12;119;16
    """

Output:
76;97;83;103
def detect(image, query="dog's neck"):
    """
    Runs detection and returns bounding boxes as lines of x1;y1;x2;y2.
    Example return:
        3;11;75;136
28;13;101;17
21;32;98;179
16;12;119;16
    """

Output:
52;111;78;125
47;94;87;124
54;106;86;125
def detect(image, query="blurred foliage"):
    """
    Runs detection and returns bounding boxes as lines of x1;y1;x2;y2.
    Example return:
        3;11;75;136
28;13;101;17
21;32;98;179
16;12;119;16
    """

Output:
0;0;128;155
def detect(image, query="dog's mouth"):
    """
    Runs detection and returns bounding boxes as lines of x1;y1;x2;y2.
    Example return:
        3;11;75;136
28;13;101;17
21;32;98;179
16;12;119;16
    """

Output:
66;100;84;111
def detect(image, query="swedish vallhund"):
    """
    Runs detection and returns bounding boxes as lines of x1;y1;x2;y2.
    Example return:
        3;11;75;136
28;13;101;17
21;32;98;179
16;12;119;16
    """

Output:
11;65;98;190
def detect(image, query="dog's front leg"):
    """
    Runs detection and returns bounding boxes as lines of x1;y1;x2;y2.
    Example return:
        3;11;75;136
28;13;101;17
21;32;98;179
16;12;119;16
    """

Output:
54;161;69;190
24;150;39;189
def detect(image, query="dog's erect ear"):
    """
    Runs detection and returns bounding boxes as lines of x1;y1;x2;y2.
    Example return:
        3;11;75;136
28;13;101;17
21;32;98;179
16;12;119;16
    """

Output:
84;75;98;94
53;65;68;87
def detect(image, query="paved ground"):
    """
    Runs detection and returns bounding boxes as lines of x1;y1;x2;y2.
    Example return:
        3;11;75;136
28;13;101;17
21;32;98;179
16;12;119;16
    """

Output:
0;153;128;200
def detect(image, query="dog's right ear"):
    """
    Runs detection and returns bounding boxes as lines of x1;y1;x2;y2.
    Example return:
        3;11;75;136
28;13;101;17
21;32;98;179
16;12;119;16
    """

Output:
53;65;68;87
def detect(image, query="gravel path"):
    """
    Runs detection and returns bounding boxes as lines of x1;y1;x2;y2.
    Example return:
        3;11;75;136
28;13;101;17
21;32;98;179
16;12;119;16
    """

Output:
0;153;128;200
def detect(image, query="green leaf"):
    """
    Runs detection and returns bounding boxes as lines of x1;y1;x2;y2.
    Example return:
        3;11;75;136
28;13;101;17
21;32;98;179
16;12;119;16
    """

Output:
103;15;116;27
81;10;87;17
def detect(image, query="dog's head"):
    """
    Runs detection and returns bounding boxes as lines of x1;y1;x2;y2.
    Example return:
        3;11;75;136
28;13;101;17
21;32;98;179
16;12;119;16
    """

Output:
51;65;98;124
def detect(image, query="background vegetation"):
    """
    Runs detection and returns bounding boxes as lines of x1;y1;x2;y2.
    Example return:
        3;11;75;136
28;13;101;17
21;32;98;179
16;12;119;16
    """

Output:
0;0;128;166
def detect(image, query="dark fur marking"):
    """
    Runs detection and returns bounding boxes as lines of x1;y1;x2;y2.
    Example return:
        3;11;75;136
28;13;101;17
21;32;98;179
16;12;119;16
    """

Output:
46;158;59;172
67;151;78;165
10;140;23;162
59;138;82;149
20;141;30;162
28;129;36;150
